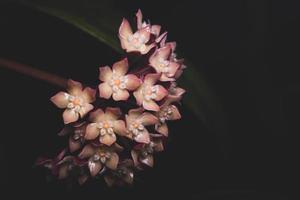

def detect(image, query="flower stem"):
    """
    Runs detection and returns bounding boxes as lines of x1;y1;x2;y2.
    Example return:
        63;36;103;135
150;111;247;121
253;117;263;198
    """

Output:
0;57;67;88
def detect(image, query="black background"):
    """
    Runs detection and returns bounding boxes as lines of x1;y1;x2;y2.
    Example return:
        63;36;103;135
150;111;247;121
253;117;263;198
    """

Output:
0;0;292;199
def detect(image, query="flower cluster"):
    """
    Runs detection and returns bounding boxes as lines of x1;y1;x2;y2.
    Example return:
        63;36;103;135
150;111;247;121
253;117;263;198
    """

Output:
37;9;185;187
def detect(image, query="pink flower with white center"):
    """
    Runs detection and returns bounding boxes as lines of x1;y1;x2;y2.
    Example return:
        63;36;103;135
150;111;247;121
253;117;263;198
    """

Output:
149;45;181;81
119;17;155;54
155;102;182;137
135;9;167;43
51;79;96;124
98;58;141;101
133;73;168;111
85;107;127;146
125;108;158;144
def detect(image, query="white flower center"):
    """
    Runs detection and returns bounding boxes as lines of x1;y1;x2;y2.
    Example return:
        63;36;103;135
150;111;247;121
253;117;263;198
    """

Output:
97;121;114;136
128;122;145;137
142;85;158;101
159;106;173;123
127;32;146;49
66;94;83;112
109;73;128;93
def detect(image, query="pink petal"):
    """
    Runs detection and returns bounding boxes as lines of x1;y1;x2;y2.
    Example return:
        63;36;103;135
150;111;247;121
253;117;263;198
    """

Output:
99;82;113;99
131;150;140;167
156;31;168;43
63;109;79;124
160;74;175;82
119;18;133;39
89;108;105;122
136;9;143;29
169;105;181;120
167;62;180;77
99;66;113;82
125;74;141;90
156;123;169;137
156;45;172;60
105;153;119;170
112;58;128;76
140;154;154;167
166;42;177;52
67;79;83;96
113;120;127;136
133;88;144;105
144;73;161;85
69;137;81;153
134;129;150;143
128;108;144;118
143;100;160;112
82;87;96;103
50;92;69;108
140;112;158;125
154;85;168;101
151;25;161;36
100;134;116;146
136;26;151;44
153;139;164;152
85;123;99;140
140;43;155;55
112;89;130;101
88;160;102;177
78;144;96;159
79;103;94;118
105;107;122;120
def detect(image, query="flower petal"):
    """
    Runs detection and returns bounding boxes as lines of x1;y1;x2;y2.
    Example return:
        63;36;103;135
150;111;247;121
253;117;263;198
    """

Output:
51;92;69;108
134;129;150;143
136;9;143;29
112;58;128;76
151;25;161;36
67;79;83;96
131;150;139;167
69;137;81;153
154;85;168;101
119;18;133;39
169;105;181;120
140;112;158;126
112;89;129;101
144;73;161;85
63;109;79;124
136;25;151;44
79;103;94;118
88;160;102;177
156;123;168;137
133;88;144;105
143;100;160;112
100;134;116;146
125;74;141;91
105;107;122;120
99;82;113;99
113;120;127;136
89;108;105;122
99;66;113;82
140;43;155;54
85;123;99;140
82;87;96;103
140;154;154;167
105;153;119;170
78;144;96;159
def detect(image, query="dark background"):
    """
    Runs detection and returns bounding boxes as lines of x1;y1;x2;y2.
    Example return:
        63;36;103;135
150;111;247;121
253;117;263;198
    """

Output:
0;0;292;199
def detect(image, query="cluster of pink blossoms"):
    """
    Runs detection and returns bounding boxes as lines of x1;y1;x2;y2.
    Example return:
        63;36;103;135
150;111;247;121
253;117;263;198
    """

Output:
37;10;185;186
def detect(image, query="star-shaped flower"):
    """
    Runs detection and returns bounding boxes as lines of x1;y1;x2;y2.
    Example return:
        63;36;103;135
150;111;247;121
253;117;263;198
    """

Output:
51;80;96;124
125;108;158;144
133;73;168;111
84;107;127;146
98;58;141;101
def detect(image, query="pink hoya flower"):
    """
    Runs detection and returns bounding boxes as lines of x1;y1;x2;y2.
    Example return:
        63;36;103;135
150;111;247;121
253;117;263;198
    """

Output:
98;58;141;101
78;144;121;176
119;17;155;54
149;44;181;81
133;73;168;111
85;107;127;146
51;79;96;124
136;9;167;42
125;108;158;144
